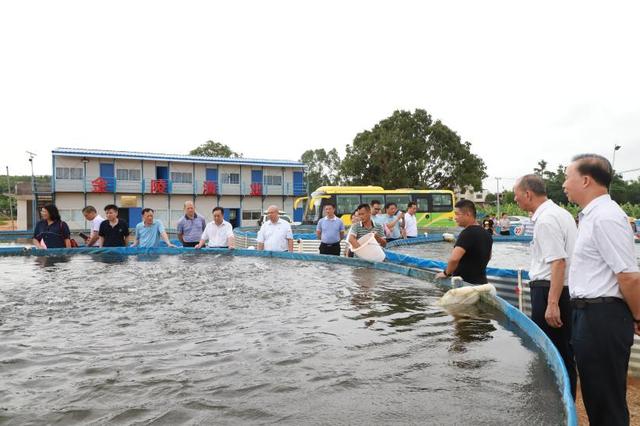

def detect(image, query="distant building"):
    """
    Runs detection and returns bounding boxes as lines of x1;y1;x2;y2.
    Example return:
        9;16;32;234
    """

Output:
454;186;489;204
46;148;306;230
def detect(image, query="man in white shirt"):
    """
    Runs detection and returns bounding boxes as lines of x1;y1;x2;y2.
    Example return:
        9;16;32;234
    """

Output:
195;207;235;249
82;205;105;247
257;205;293;252
403;201;418;238
563;153;640;426
514;174;577;398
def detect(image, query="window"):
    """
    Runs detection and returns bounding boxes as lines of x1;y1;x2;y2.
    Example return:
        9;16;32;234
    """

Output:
385;195;411;210
264;175;282;186
59;209;84;223
154;209;169;225
361;194;384;206
242;210;262;220
221;173;240;185
170;172;192;184
336;195;361;216
56;167;83;180
117;169;141;181
415;197;429;212
171;209;185;225
431;193;453;212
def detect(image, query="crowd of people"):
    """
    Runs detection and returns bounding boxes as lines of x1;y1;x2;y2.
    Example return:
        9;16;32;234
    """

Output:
434;154;639;426
30;153;640;425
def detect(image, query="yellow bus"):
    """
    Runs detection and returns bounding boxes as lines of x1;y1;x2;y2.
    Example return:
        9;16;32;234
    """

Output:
294;186;456;227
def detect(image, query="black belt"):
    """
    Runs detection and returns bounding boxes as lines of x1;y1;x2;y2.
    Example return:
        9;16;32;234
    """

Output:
320;242;341;246
570;297;624;309
529;279;550;288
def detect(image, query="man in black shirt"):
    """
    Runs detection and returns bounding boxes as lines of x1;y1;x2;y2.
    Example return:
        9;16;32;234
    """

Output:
98;204;130;247
436;200;493;284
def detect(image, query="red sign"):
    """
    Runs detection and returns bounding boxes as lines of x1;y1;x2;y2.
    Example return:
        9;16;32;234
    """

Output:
250;183;262;196
151;179;168;194
203;181;217;195
91;177;107;193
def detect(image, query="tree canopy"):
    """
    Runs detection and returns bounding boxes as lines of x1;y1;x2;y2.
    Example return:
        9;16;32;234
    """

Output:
190;140;242;158
299;148;342;192
339;109;487;190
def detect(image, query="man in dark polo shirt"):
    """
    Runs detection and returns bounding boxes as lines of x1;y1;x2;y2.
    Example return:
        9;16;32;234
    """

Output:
436;199;492;284
98;204;130;247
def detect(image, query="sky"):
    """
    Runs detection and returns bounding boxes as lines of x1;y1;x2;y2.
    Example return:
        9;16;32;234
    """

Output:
1;1;639;192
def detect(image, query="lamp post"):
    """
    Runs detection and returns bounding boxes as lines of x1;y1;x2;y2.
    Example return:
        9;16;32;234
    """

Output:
495;177;502;218
6;166;15;230
26;151;37;230
610;144;621;194
81;157;89;207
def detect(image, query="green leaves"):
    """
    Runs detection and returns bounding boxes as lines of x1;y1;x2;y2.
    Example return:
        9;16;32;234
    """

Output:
340;109;487;191
189;141;242;158
299;148;342;191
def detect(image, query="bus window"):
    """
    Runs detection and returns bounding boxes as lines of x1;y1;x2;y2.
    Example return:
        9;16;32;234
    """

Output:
385;195;411;210
415;197;429;212
336;195;361;216
361;194;384;207
431;193;453;212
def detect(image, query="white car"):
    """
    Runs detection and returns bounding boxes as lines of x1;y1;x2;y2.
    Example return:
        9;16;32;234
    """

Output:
506;216;531;227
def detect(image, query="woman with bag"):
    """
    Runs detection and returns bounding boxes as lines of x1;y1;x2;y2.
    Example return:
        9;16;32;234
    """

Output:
32;204;72;249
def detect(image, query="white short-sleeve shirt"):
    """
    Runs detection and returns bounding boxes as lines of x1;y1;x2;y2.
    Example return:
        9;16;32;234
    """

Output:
528;200;577;284
404;213;418;237
89;214;105;247
201;220;234;247
569;194;639;298
257;219;293;252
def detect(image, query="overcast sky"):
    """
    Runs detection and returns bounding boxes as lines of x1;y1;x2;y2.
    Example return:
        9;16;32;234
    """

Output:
1;1;639;191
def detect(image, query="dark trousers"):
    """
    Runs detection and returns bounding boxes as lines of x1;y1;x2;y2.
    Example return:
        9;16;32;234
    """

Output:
530;285;577;399
571;299;634;426
182;241;198;247
319;242;341;256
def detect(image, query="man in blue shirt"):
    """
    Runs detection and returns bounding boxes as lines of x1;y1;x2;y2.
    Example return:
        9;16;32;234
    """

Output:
132;208;176;248
316;203;345;255
377;202;404;241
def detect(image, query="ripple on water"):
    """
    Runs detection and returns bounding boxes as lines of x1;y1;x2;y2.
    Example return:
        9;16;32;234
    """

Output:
0;254;564;424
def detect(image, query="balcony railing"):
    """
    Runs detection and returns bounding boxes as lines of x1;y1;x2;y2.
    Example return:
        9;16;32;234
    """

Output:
53;176;303;196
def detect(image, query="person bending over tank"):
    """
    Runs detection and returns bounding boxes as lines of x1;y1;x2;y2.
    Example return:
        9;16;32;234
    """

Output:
348;204;386;252
195;207;235;249
435;200;492;284
82;205;105;247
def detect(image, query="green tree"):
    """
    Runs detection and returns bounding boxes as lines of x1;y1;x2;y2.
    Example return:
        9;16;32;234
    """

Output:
190;140;242;158
340;109;487;190
299;148;342;192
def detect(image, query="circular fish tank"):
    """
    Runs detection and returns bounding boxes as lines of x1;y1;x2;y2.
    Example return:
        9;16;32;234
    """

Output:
0;252;566;424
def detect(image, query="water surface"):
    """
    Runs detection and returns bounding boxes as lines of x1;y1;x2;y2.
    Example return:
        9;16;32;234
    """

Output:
0;254;563;424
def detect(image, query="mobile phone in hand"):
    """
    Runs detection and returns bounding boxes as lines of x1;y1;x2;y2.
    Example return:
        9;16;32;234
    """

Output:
79;232;89;240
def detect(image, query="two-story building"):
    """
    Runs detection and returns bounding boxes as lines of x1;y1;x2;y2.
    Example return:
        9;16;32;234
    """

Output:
52;148;306;230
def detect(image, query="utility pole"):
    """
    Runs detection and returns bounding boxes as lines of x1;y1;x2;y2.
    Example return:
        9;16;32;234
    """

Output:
495;177;501;218
6;166;15;230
